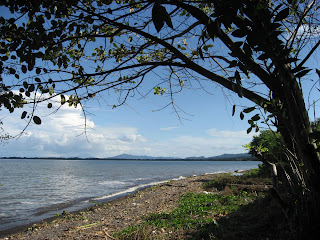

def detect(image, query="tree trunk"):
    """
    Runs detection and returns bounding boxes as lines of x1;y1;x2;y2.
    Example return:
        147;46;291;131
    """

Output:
275;65;320;239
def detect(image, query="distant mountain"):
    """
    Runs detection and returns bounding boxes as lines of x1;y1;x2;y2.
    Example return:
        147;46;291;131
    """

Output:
207;153;254;160
0;153;256;161
185;156;206;160
110;154;180;160
108;153;255;161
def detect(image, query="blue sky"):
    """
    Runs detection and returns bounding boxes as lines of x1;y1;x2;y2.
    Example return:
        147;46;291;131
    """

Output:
0;79;263;158
1;4;320;158
1;69;318;159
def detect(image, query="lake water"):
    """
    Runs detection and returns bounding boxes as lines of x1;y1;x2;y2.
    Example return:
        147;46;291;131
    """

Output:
0;159;261;232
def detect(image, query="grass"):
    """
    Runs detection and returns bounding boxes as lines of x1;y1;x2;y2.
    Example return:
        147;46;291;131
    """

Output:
113;168;281;240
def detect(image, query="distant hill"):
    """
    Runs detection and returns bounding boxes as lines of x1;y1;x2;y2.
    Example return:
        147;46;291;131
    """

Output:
108;153;255;161
110;154;180;160
208;153;254;160
0;153;256;161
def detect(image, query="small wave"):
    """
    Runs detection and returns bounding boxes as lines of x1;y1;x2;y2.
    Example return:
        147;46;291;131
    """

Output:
92;179;170;202
203;171;228;175
171;176;186;181
0;213;9;218
21;201;34;205
98;180;127;186
134;177;148;181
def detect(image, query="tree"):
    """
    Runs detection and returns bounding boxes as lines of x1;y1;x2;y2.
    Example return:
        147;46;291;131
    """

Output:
1;0;320;238
244;130;285;187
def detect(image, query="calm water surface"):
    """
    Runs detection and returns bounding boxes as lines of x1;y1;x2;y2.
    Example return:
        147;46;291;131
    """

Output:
0;159;261;232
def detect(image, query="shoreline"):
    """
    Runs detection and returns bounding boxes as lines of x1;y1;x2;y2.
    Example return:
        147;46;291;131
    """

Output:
0;170;245;239
0;172;226;238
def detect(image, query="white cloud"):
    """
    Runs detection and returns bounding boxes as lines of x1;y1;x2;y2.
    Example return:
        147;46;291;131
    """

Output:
0;95;148;158
160;126;178;131
206;128;257;139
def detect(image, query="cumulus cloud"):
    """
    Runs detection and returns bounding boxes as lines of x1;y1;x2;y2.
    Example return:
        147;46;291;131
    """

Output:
0;94;148;158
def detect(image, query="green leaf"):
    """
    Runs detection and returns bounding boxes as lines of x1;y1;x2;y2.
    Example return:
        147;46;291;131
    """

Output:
61;95;66;105
274;8;290;22
33;116;42;125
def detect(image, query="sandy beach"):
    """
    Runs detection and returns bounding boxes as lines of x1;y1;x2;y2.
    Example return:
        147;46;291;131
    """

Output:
0;171;279;240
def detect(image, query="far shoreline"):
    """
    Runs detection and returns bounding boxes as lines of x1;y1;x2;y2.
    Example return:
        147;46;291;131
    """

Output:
0;157;258;161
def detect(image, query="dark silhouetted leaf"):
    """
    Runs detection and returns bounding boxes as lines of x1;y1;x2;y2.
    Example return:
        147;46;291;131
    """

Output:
274;8;290;22
292;66;307;74
243;107;255;113
258;53;268;60
33;116;41;125
21;111;27;119
240;112;244;120
228;60;237;68
252;114;260;121
152;3;173;32
23;81;28;89
21;65;27;73
232;29;247;38
284;57;298;64
152;3;165;32
232;105;236;116
295;69;311;78
47;103;53;108
28;84;35;92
